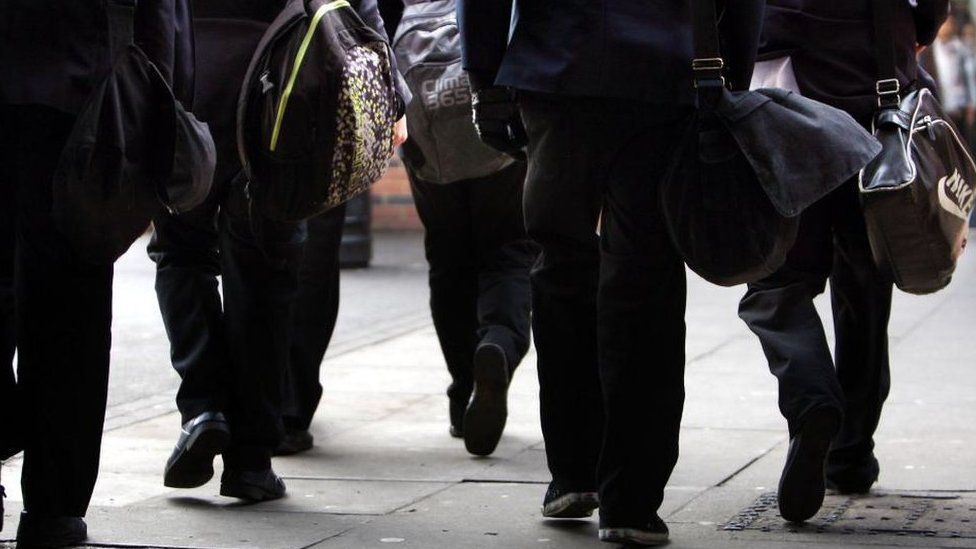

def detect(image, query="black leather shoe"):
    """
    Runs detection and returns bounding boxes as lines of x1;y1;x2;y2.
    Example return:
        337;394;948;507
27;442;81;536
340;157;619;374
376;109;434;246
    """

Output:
220;468;286;502
779;406;842;523
273;429;314;456
541;482;599;519
827;454;879;495
463;343;509;456
599;515;669;546
1;477;5;533
449;397;466;439
16;512;87;548
164;411;231;488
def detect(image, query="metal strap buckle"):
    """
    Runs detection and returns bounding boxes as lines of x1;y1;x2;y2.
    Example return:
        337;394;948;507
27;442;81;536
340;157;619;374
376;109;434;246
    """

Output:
693;57;726;88
693;57;726;72
876;78;901;107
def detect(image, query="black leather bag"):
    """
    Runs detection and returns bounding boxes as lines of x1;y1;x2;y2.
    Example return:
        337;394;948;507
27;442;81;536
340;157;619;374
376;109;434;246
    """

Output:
238;0;399;222
53;0;215;265
661;0;882;286
859;0;976;295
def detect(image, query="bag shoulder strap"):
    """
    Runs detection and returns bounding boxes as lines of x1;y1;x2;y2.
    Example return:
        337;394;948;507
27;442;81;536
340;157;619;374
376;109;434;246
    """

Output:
691;0;727;108
106;0;136;59
872;0;902;109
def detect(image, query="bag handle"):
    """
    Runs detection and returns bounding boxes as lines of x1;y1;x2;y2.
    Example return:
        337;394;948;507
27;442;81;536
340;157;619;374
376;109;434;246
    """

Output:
872;0;902;109
691;0;728;110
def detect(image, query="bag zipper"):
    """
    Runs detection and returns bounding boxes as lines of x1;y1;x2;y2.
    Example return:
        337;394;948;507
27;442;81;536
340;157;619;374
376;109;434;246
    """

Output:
396;8;456;25
392;19;456;51
913;117;976;172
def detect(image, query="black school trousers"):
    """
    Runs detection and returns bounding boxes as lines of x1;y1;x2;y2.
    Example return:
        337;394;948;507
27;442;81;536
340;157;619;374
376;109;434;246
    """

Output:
0;105;114;518
408;162;536;409
280;204;347;432
738;180;892;484
519;92;689;527
148;169;306;471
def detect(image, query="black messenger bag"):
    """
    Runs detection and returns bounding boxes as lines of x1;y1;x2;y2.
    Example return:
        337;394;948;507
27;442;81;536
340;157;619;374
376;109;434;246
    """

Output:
392;0;513;184
859;0;976;295
661;0;882;286
238;0;399;222
53;0;215;265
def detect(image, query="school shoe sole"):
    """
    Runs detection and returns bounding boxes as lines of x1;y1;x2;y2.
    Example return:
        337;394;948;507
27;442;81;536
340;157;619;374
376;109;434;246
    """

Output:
778;407;842;523
541;492;599;519
598;527;669;546
463;343;509;456
164;419;231;489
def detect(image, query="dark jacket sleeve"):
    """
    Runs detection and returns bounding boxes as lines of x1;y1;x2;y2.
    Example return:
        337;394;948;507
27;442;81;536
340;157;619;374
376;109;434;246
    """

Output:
458;0;514;89
354;0;411;113
914;0;950;47
718;0;764;91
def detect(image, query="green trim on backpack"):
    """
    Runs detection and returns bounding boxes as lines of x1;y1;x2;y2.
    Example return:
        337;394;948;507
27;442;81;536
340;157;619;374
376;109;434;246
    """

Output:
269;0;352;152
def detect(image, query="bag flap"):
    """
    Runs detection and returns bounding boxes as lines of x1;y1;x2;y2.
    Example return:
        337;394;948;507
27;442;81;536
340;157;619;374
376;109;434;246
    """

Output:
158;104;217;213
714;90;772;123
717;88;882;217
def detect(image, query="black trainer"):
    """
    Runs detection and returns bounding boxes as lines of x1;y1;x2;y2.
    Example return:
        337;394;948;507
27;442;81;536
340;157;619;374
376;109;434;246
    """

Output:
541;482;599;519
463;343;509;456
164;411;231;488
778;406;842;523
599;515;669;546
16;513;87;548
274;428;314;456
220;468;286;502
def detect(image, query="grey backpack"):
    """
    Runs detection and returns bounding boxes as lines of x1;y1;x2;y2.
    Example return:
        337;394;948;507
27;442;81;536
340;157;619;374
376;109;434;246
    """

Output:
392;0;513;184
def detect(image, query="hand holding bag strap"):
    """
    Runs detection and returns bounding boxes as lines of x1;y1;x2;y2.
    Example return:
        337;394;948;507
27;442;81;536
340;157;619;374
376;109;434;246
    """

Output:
872;0;902;109
691;0;726;110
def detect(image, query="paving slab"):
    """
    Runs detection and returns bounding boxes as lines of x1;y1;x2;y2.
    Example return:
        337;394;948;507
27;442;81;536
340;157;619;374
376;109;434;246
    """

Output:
307;482;701;549
1;500;360;549
139;478;454;516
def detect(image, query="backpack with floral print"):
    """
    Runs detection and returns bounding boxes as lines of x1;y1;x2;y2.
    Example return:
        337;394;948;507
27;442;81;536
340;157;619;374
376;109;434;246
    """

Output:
238;0;398;221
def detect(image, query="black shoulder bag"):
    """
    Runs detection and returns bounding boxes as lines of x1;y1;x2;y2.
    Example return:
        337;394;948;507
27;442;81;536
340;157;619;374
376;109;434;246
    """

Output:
661;0;882;286
859;0;976;294
53;0;215;265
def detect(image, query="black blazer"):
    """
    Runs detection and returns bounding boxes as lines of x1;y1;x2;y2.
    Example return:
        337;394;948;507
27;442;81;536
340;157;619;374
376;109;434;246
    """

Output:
458;0;764;105
1;0;198;113
760;0;949;120
0;1;112;113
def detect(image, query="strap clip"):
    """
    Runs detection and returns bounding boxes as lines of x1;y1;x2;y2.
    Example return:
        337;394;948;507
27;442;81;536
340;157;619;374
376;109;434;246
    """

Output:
876;78;901;108
693;57;726;88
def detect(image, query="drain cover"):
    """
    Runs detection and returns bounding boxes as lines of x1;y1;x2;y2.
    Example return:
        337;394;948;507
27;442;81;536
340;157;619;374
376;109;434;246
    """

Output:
723;492;976;539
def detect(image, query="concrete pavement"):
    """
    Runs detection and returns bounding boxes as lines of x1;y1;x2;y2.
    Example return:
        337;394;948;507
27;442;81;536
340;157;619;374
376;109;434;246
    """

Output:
2;230;975;548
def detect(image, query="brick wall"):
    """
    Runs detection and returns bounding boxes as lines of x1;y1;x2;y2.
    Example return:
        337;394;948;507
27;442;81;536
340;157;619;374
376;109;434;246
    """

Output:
371;159;422;231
